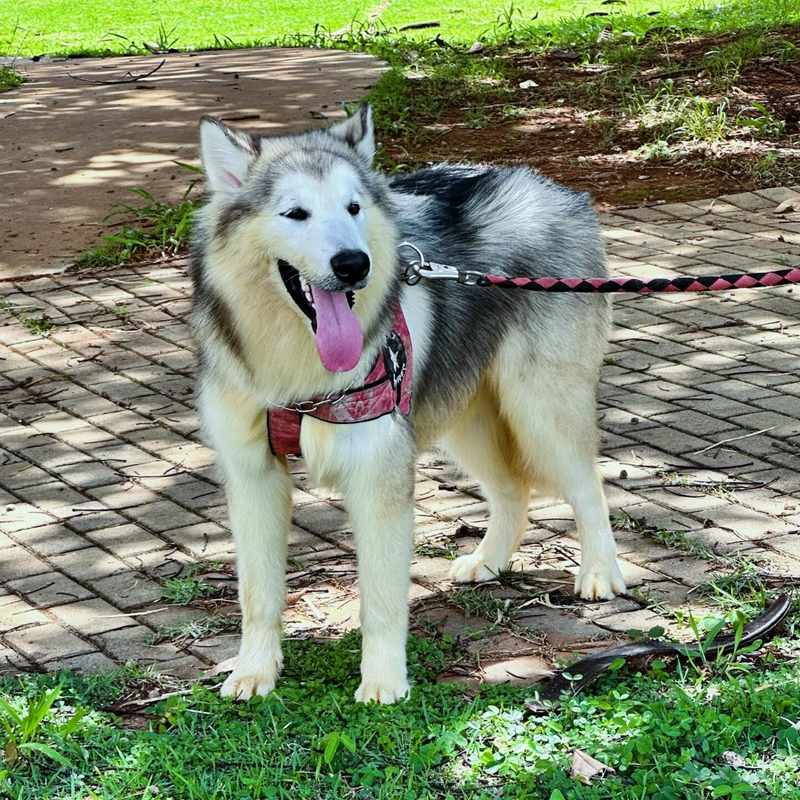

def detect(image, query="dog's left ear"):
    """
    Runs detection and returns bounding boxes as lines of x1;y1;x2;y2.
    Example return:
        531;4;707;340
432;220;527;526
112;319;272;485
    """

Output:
327;104;375;165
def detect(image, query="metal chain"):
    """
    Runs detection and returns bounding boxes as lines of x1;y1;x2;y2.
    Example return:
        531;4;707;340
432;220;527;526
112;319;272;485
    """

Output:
270;377;358;414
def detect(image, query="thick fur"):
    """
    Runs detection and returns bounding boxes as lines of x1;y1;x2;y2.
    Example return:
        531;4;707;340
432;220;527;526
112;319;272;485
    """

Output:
191;105;626;704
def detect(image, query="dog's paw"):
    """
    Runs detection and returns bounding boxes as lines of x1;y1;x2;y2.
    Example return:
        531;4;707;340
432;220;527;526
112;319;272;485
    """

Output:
574;561;627;601
355;677;410;705
220;668;277;701
448;552;503;584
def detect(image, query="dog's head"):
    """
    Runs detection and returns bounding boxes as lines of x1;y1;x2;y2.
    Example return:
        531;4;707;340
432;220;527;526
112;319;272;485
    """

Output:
198;105;395;374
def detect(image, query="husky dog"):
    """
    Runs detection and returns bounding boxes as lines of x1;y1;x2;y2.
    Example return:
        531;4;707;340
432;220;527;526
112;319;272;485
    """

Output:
191;104;626;704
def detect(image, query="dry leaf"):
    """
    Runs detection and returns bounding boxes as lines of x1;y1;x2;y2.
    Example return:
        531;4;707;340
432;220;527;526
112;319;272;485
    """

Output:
519;80;539;89
597;24;614;42
720;751;746;768
286;591;304;607
207;656;237;677
774;197;800;214
4;740;17;769
571;749;614;784
468;41;484;54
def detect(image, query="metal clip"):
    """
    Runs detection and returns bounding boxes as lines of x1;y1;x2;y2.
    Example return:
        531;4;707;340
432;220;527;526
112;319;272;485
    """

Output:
398;241;461;284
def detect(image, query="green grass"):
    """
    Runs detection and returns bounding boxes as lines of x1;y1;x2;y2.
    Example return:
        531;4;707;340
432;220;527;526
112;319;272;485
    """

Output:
0;65;23;91
160;563;224;605
2;631;800;799
4;0;800;57
74;185;197;271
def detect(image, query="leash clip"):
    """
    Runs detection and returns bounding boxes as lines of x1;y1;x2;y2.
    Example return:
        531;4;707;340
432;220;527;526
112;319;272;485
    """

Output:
398;241;460;284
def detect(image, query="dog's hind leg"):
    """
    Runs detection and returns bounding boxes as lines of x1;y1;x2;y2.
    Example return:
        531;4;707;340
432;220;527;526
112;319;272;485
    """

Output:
443;387;532;584
495;360;626;601
199;380;292;701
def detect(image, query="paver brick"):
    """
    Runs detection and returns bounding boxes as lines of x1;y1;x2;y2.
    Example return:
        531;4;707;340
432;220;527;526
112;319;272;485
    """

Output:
49;597;139;635
4;623;94;663
2;189;800;676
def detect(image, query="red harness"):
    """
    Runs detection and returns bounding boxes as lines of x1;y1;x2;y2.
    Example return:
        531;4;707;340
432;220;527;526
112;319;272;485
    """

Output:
267;305;413;457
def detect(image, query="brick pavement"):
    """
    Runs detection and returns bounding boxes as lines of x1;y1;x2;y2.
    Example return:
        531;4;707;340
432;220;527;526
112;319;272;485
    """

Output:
1;187;800;685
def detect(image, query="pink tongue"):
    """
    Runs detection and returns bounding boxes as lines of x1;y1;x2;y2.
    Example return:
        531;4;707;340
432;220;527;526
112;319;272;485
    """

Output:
310;286;363;372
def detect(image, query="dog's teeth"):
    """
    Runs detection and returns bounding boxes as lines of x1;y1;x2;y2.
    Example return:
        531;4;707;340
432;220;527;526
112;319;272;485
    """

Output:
299;276;309;291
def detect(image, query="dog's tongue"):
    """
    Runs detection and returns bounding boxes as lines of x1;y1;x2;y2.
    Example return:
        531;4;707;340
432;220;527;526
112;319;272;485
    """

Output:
310;286;363;372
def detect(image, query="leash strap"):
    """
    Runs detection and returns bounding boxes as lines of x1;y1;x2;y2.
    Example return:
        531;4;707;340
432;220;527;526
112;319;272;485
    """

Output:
397;242;800;293
481;268;800;293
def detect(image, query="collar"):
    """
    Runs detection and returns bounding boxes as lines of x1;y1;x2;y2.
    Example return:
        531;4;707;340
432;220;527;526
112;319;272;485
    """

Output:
267;304;412;457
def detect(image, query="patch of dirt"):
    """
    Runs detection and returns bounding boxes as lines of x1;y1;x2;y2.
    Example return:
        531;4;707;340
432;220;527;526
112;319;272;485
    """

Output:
382;29;800;209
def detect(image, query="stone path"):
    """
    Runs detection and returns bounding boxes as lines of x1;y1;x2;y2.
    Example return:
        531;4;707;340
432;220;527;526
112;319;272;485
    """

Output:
0;48;383;278
1;186;800;685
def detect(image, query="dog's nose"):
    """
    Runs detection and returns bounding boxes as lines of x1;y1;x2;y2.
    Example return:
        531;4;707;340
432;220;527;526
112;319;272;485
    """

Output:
330;250;370;285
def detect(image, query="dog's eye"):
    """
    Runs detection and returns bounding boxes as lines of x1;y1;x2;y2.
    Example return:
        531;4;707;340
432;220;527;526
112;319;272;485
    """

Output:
282;208;309;221
347;202;360;216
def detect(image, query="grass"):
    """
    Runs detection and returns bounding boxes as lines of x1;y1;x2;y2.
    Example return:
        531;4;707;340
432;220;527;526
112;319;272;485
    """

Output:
0;65;22;92
160;563;224;605
0;0;783;57
74;185;197;271
2;630;800;799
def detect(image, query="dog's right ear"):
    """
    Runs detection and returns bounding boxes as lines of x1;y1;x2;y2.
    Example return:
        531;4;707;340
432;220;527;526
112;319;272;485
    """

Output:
200;117;259;195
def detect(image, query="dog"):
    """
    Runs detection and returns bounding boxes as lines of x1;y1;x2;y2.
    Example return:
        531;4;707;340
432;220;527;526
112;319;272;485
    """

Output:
190;104;626;704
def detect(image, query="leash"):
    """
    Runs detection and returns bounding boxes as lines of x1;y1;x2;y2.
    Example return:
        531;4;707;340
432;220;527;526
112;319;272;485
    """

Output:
398;242;800;293
536;593;791;707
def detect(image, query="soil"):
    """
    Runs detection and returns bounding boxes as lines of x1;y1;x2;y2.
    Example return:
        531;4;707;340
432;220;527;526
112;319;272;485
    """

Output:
380;29;800;210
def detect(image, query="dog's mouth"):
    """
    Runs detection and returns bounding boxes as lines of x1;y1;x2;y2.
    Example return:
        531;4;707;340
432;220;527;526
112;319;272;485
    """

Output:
278;260;363;373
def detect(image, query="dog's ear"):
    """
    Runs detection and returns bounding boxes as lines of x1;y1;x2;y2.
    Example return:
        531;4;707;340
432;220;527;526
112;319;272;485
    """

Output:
199;117;260;194
326;103;375;165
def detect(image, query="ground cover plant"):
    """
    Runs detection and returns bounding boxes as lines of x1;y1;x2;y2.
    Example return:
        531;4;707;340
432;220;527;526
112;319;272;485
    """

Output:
2;614;800;800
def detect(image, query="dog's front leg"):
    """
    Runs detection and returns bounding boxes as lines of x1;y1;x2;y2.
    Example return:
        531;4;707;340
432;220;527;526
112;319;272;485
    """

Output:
337;421;415;704
200;381;291;701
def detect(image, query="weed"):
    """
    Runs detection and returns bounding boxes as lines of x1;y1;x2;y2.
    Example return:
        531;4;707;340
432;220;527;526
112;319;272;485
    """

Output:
746;152;798;184
161;563;223;605
450;587;516;623
414;539;458;560
153;21;179;51
611;510;647;532
652;529;714;560
638;139;672;161
75;185;197;270
18;313;54;337
0;66;23;93
0;685;85;770
113;303;131;319
148;613;239;644
737;102;786;140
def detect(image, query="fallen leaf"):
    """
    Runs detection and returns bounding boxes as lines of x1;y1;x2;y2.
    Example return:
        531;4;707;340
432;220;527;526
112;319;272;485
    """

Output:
207;657;237;677
571;749;614;784
720;751;746;768
287;591;304;607
519;79;539;89
597;22;614;42
549;50;581;62
774;197;800;214
468;41;484;53
4;740;18;768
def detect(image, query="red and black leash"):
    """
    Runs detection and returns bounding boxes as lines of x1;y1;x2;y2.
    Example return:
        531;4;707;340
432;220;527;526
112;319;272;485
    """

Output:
398;242;800;293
